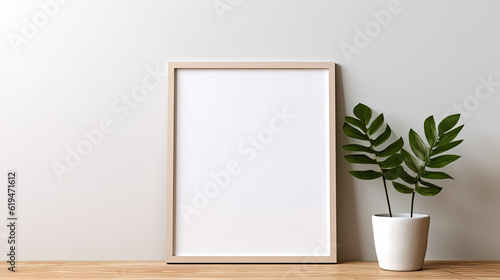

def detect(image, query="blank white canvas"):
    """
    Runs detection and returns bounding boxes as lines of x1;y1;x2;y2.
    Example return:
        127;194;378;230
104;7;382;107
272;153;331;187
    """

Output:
174;68;331;256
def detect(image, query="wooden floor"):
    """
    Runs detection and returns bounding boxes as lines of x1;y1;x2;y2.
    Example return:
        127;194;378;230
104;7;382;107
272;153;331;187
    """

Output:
1;261;499;279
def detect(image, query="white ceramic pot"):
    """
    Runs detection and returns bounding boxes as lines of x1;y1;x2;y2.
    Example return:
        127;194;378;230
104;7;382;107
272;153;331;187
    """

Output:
372;213;430;271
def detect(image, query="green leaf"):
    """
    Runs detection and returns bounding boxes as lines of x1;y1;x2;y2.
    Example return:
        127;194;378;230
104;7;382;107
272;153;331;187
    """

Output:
345;116;367;133
416;186;442;196
396;165;417;184
427;155;461;168
383;168;399;180
392;182;414;194
421;171;453;180
379;154;404;168
409;129;428;161
343;123;368;141
424;116;437;146
344;155;377;164
343;144;374;153
376;137;403;158
367;113;384;135
373;125;391;147
349;170;382;180
438;114;460;136
419;180;442;189
431;140;463;156
401;149;420;174
436;125;464;146
353;103;372;125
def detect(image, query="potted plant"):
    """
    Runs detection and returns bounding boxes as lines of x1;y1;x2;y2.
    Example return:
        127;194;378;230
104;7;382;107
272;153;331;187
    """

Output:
343;103;464;271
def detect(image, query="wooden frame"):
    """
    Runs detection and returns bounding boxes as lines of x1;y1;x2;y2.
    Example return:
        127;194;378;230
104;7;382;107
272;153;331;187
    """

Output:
167;62;336;263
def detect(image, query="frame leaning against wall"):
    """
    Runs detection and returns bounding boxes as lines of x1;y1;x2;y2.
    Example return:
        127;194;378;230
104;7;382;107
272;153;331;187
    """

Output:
167;62;336;263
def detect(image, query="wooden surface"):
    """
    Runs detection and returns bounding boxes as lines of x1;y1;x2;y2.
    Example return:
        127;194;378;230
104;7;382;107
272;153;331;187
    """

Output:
1;261;500;279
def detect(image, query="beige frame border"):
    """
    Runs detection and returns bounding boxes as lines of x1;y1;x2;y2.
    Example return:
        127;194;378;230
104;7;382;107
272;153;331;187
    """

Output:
167;62;336;263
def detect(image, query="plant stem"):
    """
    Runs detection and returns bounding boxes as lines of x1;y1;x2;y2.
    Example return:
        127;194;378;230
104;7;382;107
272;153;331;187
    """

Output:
411;137;437;218
410;191;415;218
367;132;392;217
382;177;392;217
373;147;392;217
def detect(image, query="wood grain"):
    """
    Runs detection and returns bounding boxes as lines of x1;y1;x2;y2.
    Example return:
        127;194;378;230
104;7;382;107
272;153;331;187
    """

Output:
1;261;500;279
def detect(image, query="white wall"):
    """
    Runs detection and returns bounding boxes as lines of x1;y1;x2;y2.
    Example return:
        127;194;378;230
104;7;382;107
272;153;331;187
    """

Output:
0;0;499;261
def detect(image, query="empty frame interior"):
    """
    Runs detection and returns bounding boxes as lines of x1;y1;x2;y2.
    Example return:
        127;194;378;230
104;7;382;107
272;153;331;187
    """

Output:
167;62;336;263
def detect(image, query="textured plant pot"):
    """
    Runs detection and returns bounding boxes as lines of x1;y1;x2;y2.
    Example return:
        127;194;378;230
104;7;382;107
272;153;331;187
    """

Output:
372;213;430;271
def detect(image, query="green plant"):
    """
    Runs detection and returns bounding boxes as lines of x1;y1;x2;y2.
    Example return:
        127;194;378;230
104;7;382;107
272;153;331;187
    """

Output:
392;114;464;217
342;103;404;217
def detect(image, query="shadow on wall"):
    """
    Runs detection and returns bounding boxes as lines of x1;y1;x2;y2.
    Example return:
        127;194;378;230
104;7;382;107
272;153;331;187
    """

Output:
431;160;500;260
335;64;362;260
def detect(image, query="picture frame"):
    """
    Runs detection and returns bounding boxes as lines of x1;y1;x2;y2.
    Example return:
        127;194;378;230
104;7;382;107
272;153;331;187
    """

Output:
167;62;336;263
